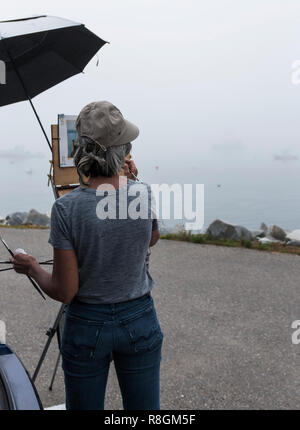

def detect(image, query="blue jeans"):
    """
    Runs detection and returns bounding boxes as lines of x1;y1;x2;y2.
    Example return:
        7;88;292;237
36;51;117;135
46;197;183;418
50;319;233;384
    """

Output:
60;293;164;410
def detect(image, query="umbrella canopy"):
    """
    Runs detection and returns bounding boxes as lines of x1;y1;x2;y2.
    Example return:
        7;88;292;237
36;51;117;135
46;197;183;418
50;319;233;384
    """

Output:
0;15;107;106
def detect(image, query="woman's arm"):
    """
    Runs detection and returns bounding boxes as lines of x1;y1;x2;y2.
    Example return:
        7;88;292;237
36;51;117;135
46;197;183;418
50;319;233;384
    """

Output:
11;248;79;304
149;229;160;247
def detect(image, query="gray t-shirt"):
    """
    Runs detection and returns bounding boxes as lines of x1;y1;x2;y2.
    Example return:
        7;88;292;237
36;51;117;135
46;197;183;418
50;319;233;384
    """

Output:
48;179;158;304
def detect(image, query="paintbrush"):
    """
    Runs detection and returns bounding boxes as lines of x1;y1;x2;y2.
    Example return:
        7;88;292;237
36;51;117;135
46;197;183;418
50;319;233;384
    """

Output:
0;236;46;300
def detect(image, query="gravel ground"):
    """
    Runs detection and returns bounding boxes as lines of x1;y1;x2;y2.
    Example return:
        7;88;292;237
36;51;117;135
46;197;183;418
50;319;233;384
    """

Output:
0;227;299;410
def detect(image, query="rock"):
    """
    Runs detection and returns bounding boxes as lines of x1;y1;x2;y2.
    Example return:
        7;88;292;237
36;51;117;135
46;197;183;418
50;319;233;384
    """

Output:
5;212;28;226
172;223;186;233
24;209;50;227
286;229;300;242
260;222;268;233
206;219;253;241
267;225;287;241
257;236;282;244
158;220;169;235
286;240;300;247
157;220;186;235
249;229;265;239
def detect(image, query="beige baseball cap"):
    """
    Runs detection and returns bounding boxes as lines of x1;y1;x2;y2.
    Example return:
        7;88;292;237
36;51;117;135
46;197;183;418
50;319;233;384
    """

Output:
75;101;139;151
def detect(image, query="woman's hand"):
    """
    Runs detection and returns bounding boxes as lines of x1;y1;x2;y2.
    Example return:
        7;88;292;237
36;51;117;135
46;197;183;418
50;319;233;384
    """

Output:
123;159;138;180
11;248;79;304
10;252;39;276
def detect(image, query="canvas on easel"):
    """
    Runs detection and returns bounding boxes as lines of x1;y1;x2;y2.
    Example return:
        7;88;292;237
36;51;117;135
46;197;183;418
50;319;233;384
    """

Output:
50;123;80;198
58;114;77;168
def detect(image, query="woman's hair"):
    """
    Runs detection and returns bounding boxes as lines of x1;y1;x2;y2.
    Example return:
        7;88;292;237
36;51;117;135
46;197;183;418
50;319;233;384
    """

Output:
72;136;132;188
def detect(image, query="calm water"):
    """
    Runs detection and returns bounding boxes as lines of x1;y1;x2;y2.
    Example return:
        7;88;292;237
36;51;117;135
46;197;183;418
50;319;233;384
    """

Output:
141;159;300;233
0;157;299;233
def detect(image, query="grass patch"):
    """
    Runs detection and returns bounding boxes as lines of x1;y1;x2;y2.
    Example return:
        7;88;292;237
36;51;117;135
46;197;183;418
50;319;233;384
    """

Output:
1;225;299;256
0;224;49;230
160;231;300;256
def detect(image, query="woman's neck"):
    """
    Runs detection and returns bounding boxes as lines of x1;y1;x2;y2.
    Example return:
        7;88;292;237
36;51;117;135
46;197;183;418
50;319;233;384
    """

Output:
88;174;128;190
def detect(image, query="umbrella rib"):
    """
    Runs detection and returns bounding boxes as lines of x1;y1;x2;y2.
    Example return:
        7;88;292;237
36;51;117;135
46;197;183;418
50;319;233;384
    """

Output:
0;16;47;23
2;32;49;63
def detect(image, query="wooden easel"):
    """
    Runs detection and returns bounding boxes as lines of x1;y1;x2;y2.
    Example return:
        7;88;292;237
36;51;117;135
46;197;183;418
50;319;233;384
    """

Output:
48;124;128;198
49;124;81;198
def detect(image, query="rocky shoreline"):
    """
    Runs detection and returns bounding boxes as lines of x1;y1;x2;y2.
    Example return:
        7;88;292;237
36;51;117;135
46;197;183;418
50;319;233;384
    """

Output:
0;209;50;228
1;211;299;248
159;219;300;247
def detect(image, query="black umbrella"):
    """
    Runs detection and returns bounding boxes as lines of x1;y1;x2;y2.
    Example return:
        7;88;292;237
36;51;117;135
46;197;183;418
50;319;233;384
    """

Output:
0;15;107;300
0;15;107;149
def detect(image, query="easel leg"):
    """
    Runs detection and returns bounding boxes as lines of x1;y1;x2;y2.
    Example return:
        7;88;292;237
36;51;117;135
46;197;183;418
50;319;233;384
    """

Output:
32;304;66;383
48;321;63;390
49;350;61;391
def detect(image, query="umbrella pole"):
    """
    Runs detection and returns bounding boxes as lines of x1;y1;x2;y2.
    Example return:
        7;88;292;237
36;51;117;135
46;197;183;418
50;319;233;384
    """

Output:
27;96;52;152
3;39;52;152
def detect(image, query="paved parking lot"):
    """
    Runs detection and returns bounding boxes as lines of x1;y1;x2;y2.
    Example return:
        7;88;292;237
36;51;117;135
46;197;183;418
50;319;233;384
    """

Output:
0;227;299;409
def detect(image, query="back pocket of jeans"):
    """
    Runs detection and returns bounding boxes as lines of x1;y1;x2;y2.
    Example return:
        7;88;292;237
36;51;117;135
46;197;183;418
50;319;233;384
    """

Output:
120;305;163;352
61;314;104;361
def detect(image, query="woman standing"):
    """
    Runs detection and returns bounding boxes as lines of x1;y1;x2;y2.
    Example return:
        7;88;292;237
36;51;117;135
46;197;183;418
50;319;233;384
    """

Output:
11;101;163;410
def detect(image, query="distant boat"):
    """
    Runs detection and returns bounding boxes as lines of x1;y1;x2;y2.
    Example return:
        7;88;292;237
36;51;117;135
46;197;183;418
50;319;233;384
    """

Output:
273;153;298;162
217;184;221;187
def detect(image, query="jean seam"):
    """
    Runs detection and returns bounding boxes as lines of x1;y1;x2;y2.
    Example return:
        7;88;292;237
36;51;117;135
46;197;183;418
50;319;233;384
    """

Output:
120;319;162;353
61;320;104;361
119;304;153;325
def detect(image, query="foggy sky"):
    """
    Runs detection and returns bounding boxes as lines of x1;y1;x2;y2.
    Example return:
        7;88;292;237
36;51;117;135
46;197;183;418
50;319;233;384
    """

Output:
1;0;300;215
